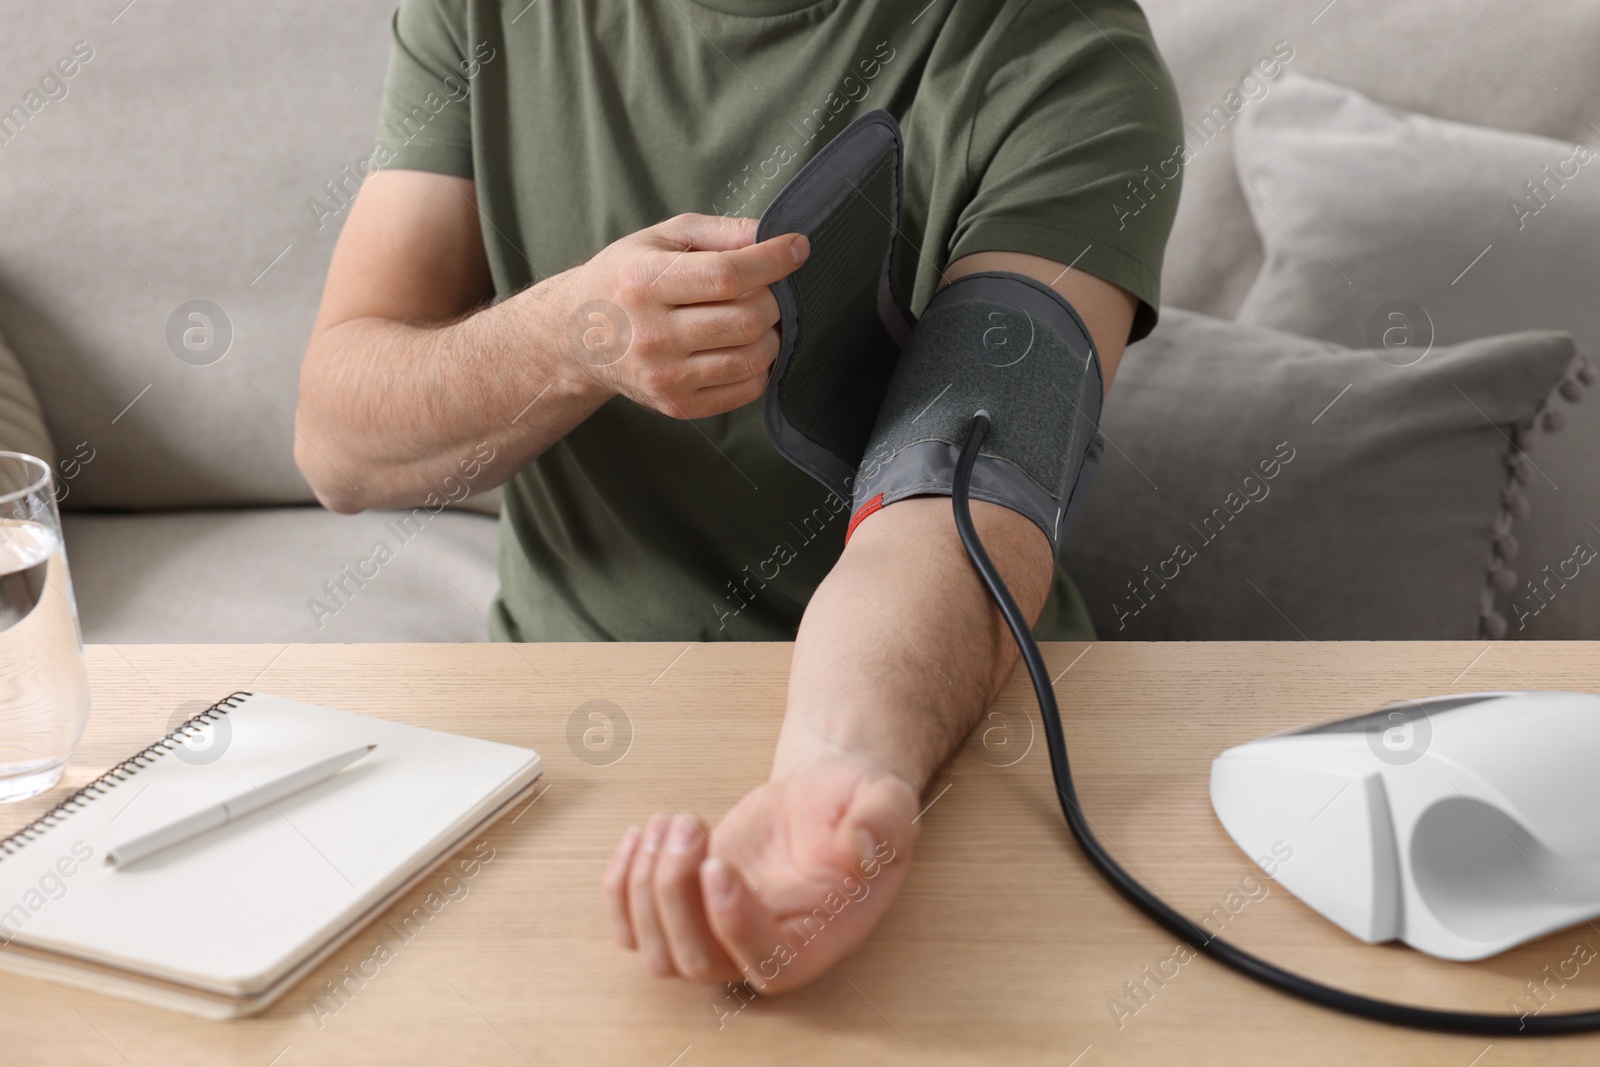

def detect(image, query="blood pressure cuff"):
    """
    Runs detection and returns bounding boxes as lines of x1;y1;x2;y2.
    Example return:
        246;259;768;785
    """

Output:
849;272;1106;552
757;109;1105;556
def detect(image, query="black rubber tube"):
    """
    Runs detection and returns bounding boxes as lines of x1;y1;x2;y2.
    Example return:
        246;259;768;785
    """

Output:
951;412;1600;1035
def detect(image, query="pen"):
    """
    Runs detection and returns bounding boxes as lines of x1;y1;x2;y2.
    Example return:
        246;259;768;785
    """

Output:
104;744;377;868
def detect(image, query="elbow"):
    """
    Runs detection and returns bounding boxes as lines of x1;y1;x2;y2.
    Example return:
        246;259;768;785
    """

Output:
295;342;367;514
294;419;368;515
311;485;368;516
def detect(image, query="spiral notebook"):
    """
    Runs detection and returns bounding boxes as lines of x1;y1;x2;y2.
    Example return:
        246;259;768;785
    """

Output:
0;692;543;1019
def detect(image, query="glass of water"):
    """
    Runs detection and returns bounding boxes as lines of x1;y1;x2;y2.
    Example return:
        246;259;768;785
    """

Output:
0;453;91;803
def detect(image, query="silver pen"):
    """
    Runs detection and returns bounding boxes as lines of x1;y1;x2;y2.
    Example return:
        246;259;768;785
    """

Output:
104;744;377;868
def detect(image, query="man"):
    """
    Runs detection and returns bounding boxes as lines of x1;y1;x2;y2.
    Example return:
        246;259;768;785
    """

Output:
295;0;1181;993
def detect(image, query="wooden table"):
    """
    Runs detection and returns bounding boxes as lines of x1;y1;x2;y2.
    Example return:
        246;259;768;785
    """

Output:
3;641;1599;1065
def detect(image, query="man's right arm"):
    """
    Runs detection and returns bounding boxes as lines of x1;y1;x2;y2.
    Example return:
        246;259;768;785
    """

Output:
294;170;809;513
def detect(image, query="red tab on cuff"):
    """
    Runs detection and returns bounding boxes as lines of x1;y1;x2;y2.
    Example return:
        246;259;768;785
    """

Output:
845;493;885;544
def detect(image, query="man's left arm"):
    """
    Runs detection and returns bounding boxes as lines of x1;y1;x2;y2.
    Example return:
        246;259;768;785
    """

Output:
775;249;1134;791
603;252;1134;992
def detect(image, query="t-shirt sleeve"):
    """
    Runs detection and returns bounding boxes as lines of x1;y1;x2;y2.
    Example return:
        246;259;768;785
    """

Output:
371;0;476;179
949;0;1184;343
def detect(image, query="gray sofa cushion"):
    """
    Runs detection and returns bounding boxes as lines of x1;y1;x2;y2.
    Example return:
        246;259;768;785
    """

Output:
1230;73;1600;639
62;507;499;643
0;328;55;468
1060;309;1583;640
0;1;396;510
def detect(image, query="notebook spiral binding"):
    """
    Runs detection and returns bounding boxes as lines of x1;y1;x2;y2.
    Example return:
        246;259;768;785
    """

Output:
0;692;252;860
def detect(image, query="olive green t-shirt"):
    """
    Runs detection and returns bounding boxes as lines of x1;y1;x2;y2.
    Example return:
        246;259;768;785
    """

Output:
372;0;1182;642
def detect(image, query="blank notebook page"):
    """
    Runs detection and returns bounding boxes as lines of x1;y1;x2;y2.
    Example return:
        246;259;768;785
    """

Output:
0;693;541;994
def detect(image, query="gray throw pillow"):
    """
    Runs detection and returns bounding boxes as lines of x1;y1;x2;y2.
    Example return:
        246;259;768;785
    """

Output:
1232;71;1600;360
1228;73;1600;638
1059;309;1585;640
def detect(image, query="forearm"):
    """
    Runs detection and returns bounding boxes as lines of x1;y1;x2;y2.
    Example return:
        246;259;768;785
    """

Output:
775;495;1054;794
295;268;608;512
775;255;1131;791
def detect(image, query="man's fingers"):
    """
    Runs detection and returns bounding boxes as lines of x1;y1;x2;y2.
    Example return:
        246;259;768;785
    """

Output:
603;824;642;950
674;373;768;419
669;289;780;352
651;815;741;982
649;234;809;305
650;212;759;252
684;331;780;388
701;854;781;992
626;814;675;976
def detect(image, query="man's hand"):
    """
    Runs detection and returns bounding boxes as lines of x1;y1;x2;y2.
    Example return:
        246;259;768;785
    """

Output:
603;253;1137;993
565;213;808;420
294;170;809;511
604;750;918;992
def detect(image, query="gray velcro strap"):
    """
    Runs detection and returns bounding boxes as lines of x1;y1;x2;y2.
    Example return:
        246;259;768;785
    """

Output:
756;109;916;501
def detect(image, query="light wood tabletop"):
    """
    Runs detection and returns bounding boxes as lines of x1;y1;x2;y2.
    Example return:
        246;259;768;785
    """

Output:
3;641;1600;1065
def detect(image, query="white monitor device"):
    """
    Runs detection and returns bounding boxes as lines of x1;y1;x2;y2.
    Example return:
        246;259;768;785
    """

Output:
1211;691;1600;961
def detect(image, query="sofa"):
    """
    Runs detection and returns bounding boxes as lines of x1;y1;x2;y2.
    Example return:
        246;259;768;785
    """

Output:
2;0;1597;644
